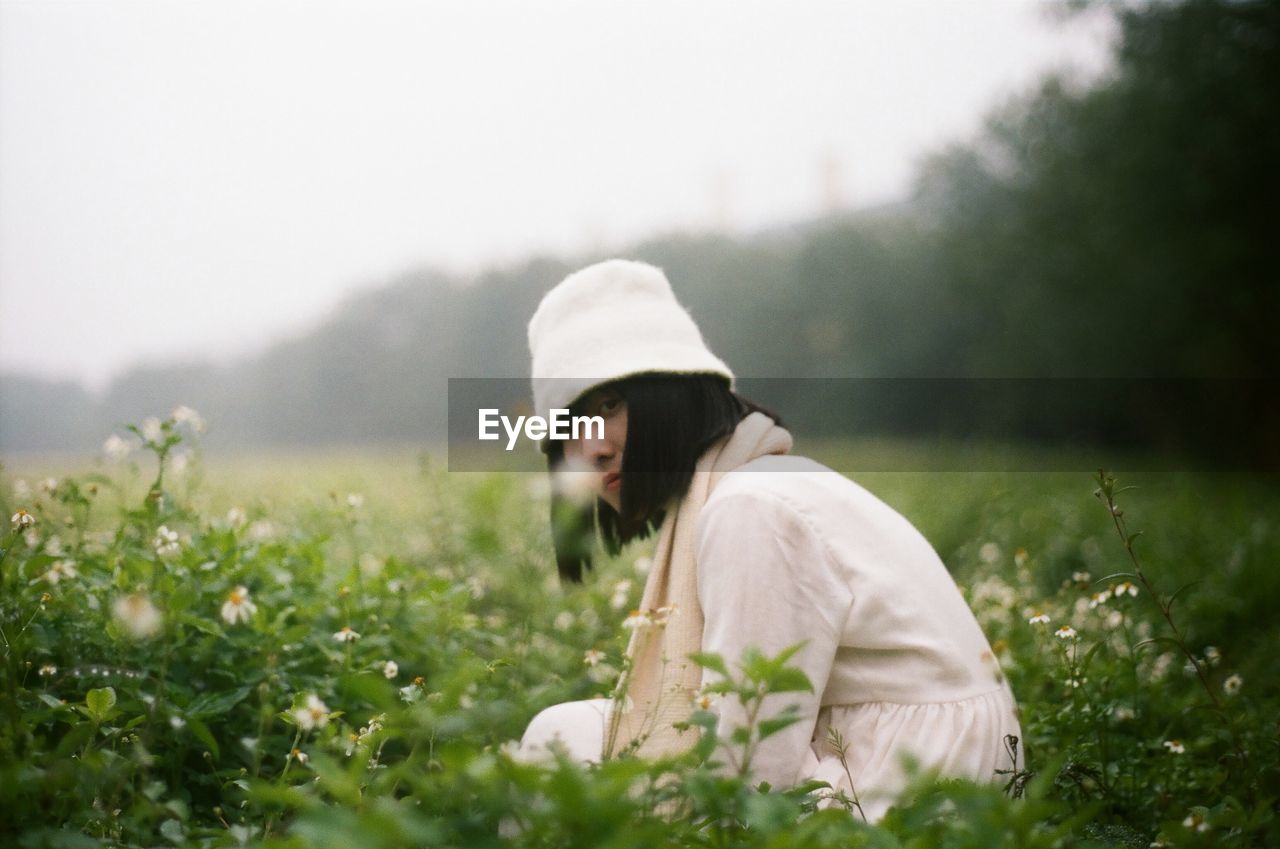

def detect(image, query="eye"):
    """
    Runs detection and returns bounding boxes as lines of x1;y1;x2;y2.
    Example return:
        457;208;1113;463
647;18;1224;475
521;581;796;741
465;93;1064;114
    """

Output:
599;396;621;414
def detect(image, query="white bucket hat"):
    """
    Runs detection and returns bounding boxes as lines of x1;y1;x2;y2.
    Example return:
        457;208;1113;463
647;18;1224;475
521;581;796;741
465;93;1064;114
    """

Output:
528;259;734;424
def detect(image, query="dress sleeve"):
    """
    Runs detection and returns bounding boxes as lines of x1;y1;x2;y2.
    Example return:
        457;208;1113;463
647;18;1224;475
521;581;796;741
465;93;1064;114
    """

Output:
694;487;854;790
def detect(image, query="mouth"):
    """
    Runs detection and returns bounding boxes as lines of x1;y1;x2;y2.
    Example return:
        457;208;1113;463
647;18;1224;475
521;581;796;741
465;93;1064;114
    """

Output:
603;472;621;492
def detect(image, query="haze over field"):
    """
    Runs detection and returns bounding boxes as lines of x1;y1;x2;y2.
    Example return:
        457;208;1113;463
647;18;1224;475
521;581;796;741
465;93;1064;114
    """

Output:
0;0;1114;391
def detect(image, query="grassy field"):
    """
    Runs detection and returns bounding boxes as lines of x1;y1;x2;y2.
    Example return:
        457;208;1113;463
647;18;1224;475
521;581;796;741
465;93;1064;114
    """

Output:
1;421;1277;847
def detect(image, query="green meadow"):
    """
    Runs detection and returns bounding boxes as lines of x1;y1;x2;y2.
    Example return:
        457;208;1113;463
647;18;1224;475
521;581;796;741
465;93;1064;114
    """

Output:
1;420;1277;848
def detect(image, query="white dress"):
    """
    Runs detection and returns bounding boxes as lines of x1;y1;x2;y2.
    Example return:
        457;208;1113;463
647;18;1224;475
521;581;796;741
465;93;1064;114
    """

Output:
518;454;1023;822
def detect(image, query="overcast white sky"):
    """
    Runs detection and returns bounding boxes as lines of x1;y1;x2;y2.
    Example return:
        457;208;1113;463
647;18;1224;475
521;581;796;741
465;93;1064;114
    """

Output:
0;0;1114;392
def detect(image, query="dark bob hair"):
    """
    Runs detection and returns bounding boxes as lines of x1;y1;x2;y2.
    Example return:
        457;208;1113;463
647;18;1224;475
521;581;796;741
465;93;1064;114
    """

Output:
545;373;782;583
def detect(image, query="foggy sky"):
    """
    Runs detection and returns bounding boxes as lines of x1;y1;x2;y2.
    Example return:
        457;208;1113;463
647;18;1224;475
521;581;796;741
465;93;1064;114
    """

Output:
0;0;1113;391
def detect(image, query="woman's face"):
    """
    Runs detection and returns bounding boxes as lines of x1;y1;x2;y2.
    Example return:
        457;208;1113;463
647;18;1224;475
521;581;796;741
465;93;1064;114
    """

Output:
563;386;627;513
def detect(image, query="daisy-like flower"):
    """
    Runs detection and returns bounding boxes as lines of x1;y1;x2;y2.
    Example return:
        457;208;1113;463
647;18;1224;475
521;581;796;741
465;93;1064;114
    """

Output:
154;525;180;558
383;660;399;679
171;405;206;433
978;542;1001;564
11;509;35;529
622;610;651;630
1114;580;1139;598
42;559;78;584
141;417;164;444
1204;646;1221;667
583;649;604;667
1055;625;1078;640
634;556;653;575
1182;813;1209;832
1163;739;1185;754
102;434;136;462
609;579;633;610
693;691;722;711
1223;673;1243;695
333;626;361;643
38;664;57;677
1028;611;1051;625
39;477;59;495
226;506;247;528
289;748;309;765
553;610;575;631
1014;547;1029;567
1070;571;1091;589
292;694;330;731
1111;706;1135;722
220;586;257;625
113;593;163;639
345;493;364;509
551;455;599;506
1088;589;1111;609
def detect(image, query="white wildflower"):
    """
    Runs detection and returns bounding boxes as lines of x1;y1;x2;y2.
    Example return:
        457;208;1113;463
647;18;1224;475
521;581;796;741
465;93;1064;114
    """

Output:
113;593;163;639
1204;646;1221;667
1111;706;1135;722
978;542;1001;564
693;691;722;711
333;626;361;643
11;509;35;529
1055;625;1078;640
289;748;309;765
1114;580;1139;598
652;604;678;626
634;556;652;575
226;506;247;528
169;715;186;730
292;694;330;731
42;559;78;584
1089;589;1111;609
220;586;257;625
153;525;180;558
551;455;598;506
1027;611;1051;625
102;434;136;462
386;578;404;593
553;610;575;631
583;649;604;667
609;579;633;610
247;519;276;542
1014;547;1029;567
38;664;57;677
1182;812;1209;832
1223;673;1242;695
39;477;59;495
169;450;190;476
141;417;164;444
622;610;651;630
345;493;364;509
171;405;206;433
383;660;399;679
1163;739;1185;754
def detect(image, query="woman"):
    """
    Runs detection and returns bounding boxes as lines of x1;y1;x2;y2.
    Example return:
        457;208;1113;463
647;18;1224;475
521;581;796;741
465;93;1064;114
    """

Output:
516;259;1023;822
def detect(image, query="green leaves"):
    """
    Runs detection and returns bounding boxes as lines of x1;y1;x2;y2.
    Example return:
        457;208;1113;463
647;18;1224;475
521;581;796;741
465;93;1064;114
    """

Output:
81;686;117;724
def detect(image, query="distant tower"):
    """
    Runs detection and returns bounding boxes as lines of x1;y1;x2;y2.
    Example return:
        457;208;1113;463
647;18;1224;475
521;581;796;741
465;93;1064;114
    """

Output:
819;149;846;215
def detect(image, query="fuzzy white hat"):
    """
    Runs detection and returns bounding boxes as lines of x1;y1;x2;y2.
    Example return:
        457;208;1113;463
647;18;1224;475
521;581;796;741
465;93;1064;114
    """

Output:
528;259;734;424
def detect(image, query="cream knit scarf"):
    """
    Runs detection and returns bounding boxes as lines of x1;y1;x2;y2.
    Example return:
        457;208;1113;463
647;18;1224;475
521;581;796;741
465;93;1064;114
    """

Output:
603;411;793;761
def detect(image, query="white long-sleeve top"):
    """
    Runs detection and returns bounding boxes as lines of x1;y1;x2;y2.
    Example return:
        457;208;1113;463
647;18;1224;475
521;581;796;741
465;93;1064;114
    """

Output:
695;453;1022;820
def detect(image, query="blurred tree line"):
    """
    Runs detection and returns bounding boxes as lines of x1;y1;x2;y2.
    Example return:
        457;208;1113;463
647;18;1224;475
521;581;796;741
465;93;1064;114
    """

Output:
2;0;1275;462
